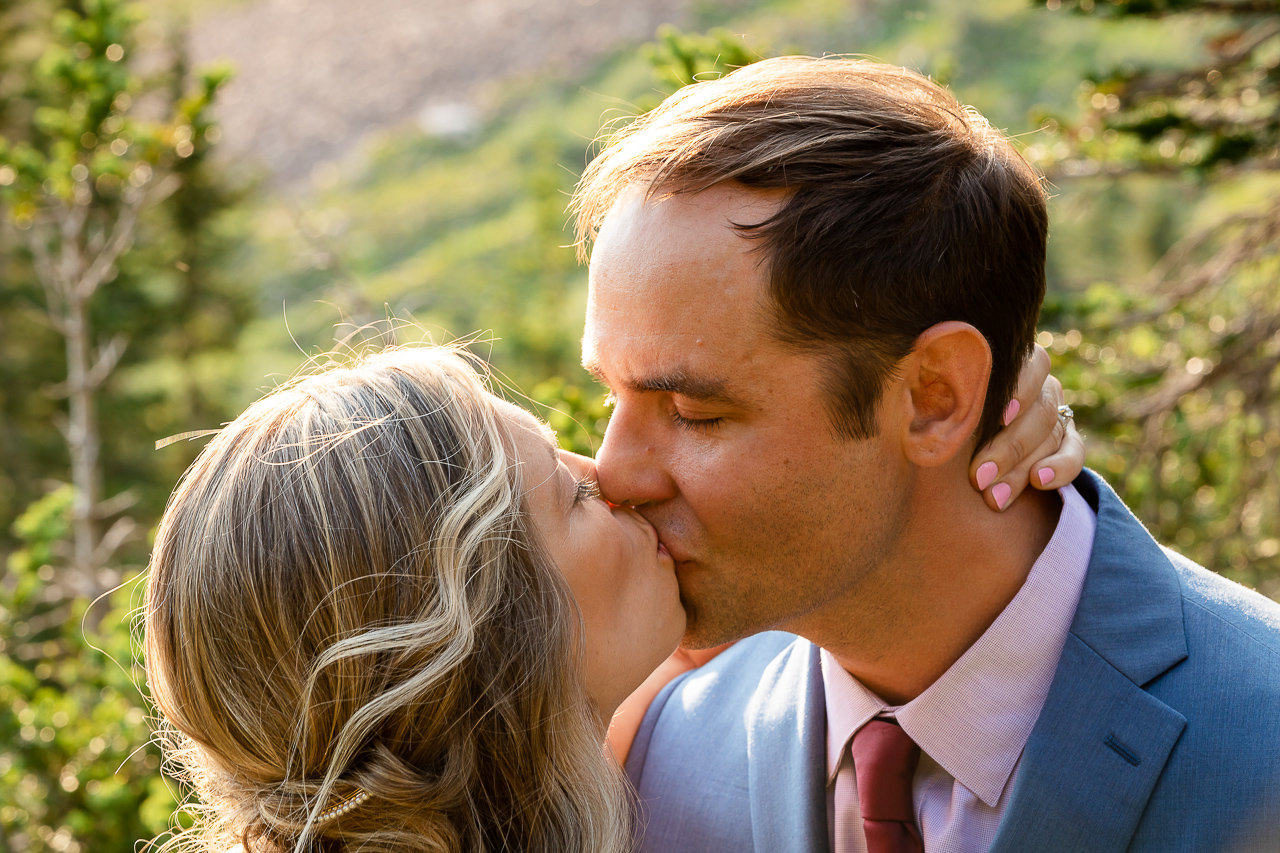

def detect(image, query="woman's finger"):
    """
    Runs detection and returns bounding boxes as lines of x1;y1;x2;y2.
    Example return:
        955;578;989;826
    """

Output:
1027;419;1085;491
969;345;1062;510
984;415;1066;510
1000;343;1052;430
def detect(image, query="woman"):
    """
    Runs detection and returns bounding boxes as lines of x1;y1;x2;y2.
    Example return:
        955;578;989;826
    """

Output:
145;345;1075;853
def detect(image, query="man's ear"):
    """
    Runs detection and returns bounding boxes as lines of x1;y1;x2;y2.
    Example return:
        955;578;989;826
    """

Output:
899;321;991;467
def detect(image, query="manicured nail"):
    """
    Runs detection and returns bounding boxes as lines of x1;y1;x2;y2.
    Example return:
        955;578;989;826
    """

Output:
976;461;998;491
1003;399;1021;426
992;482;1012;509
1038;466;1055;487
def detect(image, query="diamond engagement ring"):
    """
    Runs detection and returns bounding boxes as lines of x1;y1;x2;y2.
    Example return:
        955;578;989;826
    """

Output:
1057;404;1074;429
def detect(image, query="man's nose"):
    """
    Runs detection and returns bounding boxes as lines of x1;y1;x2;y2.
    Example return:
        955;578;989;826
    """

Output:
595;401;677;508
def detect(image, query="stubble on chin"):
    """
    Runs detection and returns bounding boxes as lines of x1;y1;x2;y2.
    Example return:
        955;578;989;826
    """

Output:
676;579;771;651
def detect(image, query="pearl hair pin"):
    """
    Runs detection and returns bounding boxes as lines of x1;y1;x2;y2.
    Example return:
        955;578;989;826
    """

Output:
314;788;370;825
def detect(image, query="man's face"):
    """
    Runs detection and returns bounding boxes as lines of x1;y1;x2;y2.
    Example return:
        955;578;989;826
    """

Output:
582;183;915;649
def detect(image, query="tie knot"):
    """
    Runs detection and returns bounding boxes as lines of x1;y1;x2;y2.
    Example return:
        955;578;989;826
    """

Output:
851;719;920;823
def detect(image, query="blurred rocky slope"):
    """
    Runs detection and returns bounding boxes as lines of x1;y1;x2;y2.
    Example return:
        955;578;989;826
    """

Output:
189;0;708;183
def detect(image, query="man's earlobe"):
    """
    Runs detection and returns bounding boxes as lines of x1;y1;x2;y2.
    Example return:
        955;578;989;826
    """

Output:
902;322;991;467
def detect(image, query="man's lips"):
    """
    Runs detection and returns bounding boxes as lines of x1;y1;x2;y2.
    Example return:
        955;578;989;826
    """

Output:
656;538;693;564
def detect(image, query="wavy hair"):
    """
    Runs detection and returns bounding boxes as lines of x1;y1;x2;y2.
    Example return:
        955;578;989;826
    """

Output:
144;347;631;853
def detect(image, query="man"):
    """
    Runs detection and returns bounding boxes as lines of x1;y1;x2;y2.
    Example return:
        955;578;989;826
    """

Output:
572;57;1280;853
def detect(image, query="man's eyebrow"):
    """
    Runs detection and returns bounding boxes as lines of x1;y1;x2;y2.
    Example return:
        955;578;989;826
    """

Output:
639;372;738;404
583;362;738;405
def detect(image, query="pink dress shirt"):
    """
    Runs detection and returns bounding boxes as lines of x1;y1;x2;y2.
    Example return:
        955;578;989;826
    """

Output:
825;484;1097;853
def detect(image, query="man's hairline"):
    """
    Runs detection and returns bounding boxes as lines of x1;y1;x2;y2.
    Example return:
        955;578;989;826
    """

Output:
582;178;913;443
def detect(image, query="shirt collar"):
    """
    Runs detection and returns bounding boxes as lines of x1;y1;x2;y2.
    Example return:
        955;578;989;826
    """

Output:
822;484;1096;806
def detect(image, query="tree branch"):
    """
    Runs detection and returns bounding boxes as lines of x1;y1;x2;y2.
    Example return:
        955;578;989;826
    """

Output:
56;200;89;298
94;489;137;519
1111;1;1280;18
90;515;137;568
44;334;130;398
1196;1;1280;18
76;201;139;303
85;334;129;390
73;174;183;303
27;227;70;330
1111;313;1280;419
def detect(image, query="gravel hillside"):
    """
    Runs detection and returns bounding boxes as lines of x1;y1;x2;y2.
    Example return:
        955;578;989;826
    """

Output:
190;0;707;183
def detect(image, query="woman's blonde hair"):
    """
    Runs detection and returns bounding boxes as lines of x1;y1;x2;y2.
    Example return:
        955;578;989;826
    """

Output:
144;346;631;853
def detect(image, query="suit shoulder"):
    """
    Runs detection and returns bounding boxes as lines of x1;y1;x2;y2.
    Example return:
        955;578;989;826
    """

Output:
659;631;809;711
631;630;813;760
624;631;819;850
1164;546;1280;660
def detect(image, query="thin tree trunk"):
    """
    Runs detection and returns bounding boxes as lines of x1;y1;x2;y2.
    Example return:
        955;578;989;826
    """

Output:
27;184;157;593
63;284;101;579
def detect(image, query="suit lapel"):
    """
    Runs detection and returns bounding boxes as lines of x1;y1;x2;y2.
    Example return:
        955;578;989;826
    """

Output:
745;638;831;853
989;635;1186;853
992;471;1189;853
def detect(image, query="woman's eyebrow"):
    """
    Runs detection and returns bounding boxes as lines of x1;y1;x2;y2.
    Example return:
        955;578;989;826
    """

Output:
532;421;577;509
540;429;559;462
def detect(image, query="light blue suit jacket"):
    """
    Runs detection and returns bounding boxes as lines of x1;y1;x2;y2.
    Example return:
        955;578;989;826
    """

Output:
625;471;1280;852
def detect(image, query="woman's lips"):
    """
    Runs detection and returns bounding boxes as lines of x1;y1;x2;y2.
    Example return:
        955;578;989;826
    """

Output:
657;541;672;560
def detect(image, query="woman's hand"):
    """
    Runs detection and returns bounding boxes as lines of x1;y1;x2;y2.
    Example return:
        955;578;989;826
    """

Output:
970;344;1084;511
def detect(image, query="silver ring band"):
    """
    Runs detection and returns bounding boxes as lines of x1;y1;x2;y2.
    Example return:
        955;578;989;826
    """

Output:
1057;404;1074;429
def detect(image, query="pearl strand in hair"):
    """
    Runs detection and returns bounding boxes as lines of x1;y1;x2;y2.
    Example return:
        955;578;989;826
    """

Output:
314;789;370;826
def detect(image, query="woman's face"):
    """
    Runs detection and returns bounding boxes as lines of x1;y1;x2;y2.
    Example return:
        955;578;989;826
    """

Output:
498;401;686;719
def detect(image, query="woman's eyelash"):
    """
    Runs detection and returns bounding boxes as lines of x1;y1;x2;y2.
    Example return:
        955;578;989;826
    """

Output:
574;477;602;503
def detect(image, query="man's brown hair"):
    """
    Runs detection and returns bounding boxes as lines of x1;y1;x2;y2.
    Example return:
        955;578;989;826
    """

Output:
572;56;1048;449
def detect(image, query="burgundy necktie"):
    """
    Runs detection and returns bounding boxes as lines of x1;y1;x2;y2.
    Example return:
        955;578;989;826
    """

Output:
851;719;924;853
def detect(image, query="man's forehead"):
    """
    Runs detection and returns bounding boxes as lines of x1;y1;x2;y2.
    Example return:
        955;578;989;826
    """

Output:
581;182;792;405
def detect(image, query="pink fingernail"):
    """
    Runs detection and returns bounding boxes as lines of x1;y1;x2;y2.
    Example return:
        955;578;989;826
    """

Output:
1003;399;1021;425
1038;466;1055;487
976;461;998;491
992;482;1012;509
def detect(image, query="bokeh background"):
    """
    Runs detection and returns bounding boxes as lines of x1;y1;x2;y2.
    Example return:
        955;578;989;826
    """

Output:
2;0;1278;848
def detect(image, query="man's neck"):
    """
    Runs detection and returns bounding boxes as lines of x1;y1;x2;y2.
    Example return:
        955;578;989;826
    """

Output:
793;471;1063;706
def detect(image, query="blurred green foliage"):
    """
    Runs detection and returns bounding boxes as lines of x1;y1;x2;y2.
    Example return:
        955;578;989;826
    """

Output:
1;487;175;852
0;0;252;564
637;25;764;110
1;0;241;850
1029;0;1280;595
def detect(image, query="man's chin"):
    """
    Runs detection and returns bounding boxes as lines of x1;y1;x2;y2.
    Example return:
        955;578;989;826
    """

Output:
676;569;762;648
679;609;753;651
